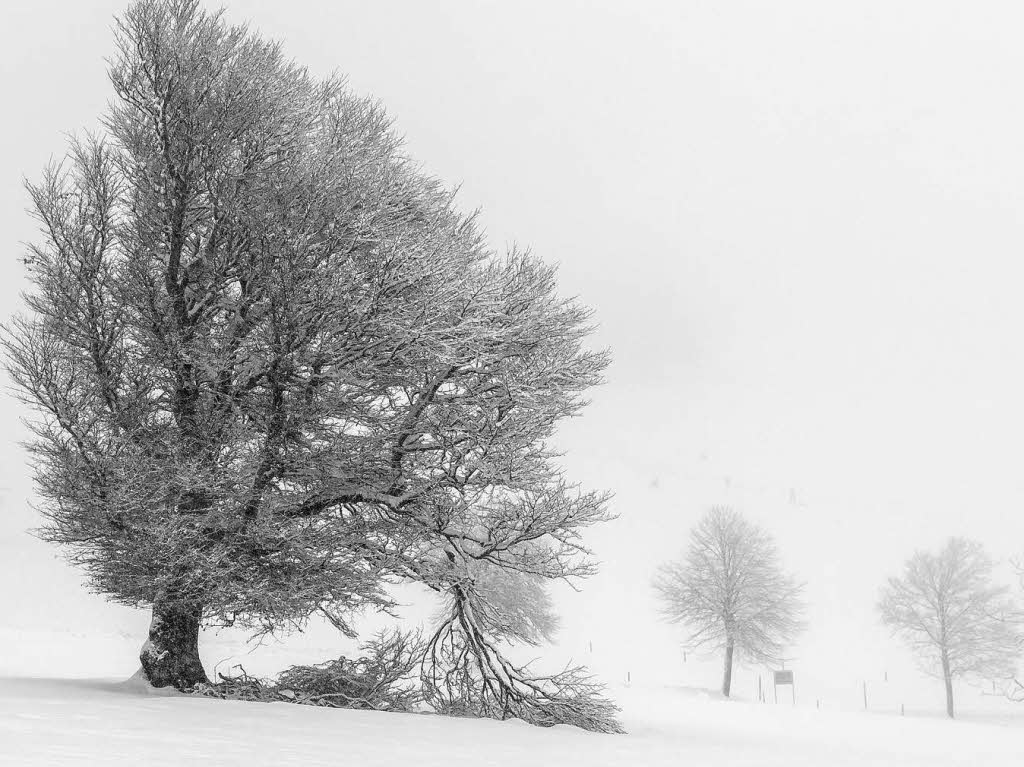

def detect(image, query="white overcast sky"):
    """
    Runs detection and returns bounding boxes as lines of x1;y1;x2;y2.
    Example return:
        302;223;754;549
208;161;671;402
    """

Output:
4;0;1024;704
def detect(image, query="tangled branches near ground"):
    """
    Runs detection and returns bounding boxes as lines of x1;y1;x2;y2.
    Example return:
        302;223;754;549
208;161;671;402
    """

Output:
194;613;622;733
277;630;424;711
421;585;624;734
195;630;424;712
195;562;623;733
194;667;274;702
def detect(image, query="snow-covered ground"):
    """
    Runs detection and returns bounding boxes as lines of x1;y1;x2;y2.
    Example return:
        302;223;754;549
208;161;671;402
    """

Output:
2;628;1023;766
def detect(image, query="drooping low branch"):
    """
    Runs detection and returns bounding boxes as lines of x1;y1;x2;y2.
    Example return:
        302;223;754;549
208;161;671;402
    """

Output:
196;617;623;734
421;584;623;734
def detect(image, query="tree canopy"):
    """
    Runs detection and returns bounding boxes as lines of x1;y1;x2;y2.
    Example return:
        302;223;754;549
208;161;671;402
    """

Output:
4;0;617;730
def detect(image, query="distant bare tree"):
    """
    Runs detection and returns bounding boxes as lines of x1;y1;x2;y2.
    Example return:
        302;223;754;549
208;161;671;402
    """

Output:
878;537;1022;718
653;506;804;697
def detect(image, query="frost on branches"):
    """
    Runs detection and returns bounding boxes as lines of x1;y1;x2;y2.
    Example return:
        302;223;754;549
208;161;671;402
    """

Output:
421;561;623;733
3;0;618;731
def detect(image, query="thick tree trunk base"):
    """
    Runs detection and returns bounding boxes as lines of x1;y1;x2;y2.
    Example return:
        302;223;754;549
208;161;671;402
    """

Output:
139;598;208;690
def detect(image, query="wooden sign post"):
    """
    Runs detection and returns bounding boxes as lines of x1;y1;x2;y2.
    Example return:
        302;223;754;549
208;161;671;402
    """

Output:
773;669;795;706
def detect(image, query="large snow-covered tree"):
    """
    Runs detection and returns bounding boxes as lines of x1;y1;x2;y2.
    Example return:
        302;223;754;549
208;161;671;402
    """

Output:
878;537;1021;718
4;0;612;714
653;506;804;697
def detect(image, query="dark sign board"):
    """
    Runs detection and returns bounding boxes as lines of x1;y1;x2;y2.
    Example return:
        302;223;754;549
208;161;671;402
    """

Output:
774;670;794;685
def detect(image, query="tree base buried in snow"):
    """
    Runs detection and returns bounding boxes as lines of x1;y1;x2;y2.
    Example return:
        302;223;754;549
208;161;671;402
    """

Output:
191;629;623;734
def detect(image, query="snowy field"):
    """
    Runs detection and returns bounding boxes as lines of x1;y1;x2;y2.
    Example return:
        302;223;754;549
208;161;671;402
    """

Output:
3;628;1024;767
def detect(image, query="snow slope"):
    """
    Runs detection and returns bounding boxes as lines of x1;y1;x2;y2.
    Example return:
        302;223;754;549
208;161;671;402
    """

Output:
2;625;1023;767
2;624;1023;766
3;675;1024;767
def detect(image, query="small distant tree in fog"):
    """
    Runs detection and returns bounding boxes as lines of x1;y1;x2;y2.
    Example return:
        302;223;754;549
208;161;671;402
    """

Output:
878;538;1022;719
652;506;804;698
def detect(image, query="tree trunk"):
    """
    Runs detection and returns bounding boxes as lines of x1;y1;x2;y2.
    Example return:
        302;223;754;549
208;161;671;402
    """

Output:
941;651;954;719
722;638;735;698
139;595;208;690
